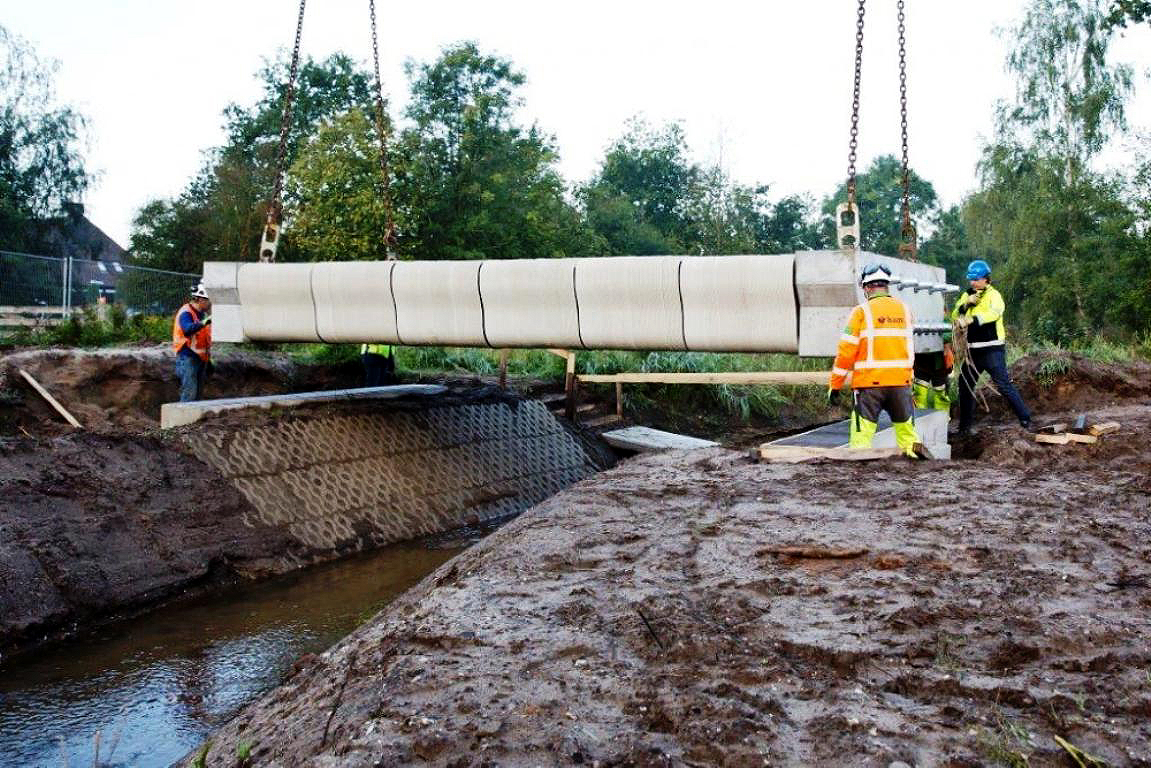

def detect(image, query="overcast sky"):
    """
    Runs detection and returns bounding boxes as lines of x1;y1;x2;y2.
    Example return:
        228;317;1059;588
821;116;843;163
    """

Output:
7;1;1150;247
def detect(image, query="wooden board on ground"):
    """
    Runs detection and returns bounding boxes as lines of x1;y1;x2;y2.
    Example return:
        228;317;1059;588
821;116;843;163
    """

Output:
758;444;904;463
18;368;82;428
582;414;623;428
1088;421;1120;436
1066;432;1098;444
1035;432;1071;445
602;426;717;453
577;371;828;386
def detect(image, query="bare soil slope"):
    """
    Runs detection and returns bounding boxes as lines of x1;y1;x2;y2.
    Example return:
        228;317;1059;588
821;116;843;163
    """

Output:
188;404;1151;767
0;433;306;654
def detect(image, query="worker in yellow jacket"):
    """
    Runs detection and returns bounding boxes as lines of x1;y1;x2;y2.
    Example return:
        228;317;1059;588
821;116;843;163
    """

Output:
828;263;920;456
952;260;1032;436
361;343;396;387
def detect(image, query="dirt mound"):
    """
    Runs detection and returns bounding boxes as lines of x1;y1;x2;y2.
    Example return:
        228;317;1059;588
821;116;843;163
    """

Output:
0;432;309;655
186;438;1151;767
1006;355;1151;413
0;346;360;435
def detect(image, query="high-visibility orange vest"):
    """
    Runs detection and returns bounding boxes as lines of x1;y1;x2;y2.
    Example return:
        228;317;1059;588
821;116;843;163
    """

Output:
830;294;914;389
172;303;212;361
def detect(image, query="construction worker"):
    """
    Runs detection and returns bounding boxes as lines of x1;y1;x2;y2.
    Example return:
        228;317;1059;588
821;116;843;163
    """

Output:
952;260;1032;435
361;343;396;387
827;263;921;456
173;284;212;402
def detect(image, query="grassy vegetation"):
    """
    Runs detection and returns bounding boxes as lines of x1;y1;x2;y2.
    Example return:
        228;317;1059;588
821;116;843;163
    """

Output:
0;305;170;347
286;344;833;423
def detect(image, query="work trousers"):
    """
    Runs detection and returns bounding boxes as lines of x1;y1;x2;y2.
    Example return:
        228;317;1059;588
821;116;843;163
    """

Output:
851;385;920;455
176;354;207;402
362;352;396;387
958;346;1031;430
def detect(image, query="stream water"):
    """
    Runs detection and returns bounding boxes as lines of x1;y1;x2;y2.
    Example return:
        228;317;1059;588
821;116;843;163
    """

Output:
0;542;462;768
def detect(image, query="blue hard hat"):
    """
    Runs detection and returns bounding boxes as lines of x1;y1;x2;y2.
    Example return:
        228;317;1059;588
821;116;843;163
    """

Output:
966;260;991;280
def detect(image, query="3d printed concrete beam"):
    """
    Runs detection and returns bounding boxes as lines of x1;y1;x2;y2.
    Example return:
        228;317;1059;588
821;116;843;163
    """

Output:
203;251;951;357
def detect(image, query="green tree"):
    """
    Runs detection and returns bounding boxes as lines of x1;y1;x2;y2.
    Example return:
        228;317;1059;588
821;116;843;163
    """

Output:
286;108;393;261
582;120;698;254
1104;0;1151;27
395;42;595;260
817;154;939;256
962;0;1144;339
0;24;90;250
918;205;970;283
130;53;376;269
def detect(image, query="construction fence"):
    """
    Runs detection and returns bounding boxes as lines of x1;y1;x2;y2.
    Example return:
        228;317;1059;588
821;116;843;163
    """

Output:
0;250;200;328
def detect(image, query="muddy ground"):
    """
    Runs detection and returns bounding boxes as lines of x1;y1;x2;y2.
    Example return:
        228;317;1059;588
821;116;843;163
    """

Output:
188;392;1151;766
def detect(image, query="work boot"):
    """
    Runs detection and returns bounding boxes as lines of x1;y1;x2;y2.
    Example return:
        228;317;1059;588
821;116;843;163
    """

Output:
949;426;976;440
1019;419;1033;432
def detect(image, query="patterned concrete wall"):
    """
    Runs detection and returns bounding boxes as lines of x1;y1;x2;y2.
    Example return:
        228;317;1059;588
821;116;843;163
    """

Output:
183;399;592;554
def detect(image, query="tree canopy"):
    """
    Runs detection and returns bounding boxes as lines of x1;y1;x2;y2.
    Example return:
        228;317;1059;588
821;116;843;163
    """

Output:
0;24;90;251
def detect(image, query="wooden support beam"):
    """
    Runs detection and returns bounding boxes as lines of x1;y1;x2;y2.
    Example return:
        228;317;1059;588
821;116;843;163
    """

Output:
563;351;578;421
1087;421;1120;436
576;371;829;386
615;381;624;419
758;444;904;463
1035;432;1071;445
1066;432;1098;444
498;349;509;389
18;368;82;428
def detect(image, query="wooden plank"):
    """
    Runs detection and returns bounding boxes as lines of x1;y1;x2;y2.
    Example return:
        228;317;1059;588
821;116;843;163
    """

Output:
1087;421;1120;436
577;371;829;386
537;392;566;404
551;403;596;414
758;444;904;463
582;414;623;428
1035;432;1071;445
498;349;509;389
18;368;82;428
602;426;717;453
0;305;66;315
1066;432;1098;444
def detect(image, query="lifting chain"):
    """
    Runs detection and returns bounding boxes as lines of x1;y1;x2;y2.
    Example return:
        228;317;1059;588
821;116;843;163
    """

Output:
836;0;866;251
260;0;307;263
896;0;918;261
368;0;398;256
846;0;866;208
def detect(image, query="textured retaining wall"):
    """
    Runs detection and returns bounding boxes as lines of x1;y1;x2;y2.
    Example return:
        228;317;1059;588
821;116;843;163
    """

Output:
184;398;593;557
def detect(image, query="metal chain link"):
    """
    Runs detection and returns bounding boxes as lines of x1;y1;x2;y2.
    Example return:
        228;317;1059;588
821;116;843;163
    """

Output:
897;0;918;261
368;0;397;253
846;0;866;206
263;0;307;260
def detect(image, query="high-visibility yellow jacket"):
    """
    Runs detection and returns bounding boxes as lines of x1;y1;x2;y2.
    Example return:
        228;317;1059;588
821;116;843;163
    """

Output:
952;285;1006;349
361;343;394;357
830;293;915;390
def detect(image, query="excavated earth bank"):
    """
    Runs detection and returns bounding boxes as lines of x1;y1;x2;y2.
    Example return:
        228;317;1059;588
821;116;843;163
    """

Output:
186;401;1151;767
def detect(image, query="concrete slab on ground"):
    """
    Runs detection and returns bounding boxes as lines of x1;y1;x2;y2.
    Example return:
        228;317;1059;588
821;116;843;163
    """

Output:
601;426;718;453
160;385;448;429
766;408;951;460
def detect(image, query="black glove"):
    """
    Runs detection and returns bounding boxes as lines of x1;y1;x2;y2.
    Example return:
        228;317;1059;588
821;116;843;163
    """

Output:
827;388;841;407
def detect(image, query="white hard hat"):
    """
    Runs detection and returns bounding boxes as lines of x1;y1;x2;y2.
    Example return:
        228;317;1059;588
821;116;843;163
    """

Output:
190;283;209;299
859;263;892;286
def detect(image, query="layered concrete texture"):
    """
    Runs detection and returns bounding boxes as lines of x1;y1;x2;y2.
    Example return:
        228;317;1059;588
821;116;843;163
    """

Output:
181;398;595;555
160;384;448;429
203;251;955;357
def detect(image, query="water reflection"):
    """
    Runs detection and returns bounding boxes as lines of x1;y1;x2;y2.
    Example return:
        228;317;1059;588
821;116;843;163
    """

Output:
0;543;460;767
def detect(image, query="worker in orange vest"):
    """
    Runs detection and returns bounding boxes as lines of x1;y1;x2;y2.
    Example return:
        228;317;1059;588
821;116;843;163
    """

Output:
172;283;212;402
827;263;921;456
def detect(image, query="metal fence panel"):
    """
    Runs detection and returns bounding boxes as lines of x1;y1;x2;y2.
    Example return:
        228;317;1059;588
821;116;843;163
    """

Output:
0;251;199;321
